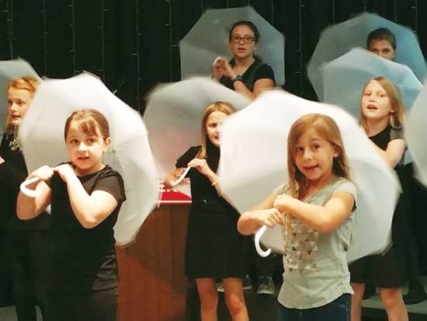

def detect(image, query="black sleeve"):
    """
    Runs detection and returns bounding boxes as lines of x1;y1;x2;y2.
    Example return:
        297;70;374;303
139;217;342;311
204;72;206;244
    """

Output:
176;146;201;168
254;64;275;84
0;162;27;194
93;171;126;203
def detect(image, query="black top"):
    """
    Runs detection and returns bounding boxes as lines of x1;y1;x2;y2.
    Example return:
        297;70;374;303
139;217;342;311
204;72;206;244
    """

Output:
219;57;275;92
0;133;50;230
369;126;404;169
176;144;247;278
49;164;126;293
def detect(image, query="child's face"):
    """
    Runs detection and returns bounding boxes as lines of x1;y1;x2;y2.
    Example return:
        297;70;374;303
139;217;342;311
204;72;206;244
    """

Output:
65;124;110;175
368;39;395;60
293;128;338;186
229;24;257;59
361;80;393;122
7;88;33;126
205;111;228;147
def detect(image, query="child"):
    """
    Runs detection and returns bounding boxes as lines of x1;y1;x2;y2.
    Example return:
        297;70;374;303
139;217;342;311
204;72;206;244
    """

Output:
367;27;396;61
164;102;249;321
0;77;50;321
212;20;275;100
237;113;357;321
17;109;126;321
349;77;408;321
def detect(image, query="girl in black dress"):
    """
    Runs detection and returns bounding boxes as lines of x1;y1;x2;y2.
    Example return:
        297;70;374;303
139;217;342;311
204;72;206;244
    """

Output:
17;109;126;321
165;102;249;321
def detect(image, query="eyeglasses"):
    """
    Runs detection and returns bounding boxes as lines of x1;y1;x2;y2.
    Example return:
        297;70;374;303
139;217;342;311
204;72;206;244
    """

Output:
230;35;255;44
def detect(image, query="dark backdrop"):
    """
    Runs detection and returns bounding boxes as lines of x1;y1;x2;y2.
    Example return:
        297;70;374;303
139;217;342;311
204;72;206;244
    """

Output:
0;0;426;113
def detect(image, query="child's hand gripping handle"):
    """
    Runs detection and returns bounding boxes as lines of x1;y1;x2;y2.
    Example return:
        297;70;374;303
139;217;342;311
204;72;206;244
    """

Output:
169;166;191;188
20;177;40;198
254;225;272;257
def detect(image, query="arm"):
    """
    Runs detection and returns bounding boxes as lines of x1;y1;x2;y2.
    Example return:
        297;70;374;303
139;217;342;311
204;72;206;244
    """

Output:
55;164;119;229
17;166;53;220
237;194;283;235
273;191;355;233
164;167;187;189
186;158;222;194
233;78;275;100
371;138;406;168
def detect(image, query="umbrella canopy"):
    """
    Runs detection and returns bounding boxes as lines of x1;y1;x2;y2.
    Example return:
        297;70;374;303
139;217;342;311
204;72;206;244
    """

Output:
0;58;41;134
308;12;426;100
179;6;285;86
144;77;250;196
406;82;427;188
219;90;400;262
321;48;422;118
18;72;159;246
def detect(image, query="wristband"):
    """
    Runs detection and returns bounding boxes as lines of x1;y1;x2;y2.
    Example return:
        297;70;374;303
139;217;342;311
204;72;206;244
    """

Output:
232;75;243;83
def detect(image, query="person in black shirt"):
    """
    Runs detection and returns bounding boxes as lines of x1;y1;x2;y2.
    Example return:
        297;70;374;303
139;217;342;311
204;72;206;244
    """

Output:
17;109;126;321
165;102;249;321
0;77;50;321
349;77;408;321
212;20;275;100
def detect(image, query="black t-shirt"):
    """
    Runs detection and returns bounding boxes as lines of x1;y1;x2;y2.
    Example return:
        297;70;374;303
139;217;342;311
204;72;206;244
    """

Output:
0;133;50;230
49;164;126;293
219;57;275;92
369;125;404;169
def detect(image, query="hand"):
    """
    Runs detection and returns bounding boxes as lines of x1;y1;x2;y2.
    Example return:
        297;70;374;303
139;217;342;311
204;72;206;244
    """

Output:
253;208;284;228
0;156;4;164
212;57;236;80
53;164;76;182
273;194;293;212
187;158;213;177
29;165;54;182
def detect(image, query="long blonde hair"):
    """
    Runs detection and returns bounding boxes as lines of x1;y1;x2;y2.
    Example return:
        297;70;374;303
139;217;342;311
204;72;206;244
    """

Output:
287;114;352;199
197;101;235;159
5;77;39;131
360;77;406;133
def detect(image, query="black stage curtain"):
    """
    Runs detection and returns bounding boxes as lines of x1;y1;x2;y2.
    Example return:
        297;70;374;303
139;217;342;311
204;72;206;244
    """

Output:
0;0;426;113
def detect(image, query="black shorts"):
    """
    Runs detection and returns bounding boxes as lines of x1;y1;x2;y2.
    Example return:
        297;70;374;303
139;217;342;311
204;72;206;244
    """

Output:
349;245;405;288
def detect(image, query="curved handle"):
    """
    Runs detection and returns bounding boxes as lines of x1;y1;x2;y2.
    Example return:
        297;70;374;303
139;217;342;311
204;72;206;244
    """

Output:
169;166;191;188
254;225;272;257
20;177;40;198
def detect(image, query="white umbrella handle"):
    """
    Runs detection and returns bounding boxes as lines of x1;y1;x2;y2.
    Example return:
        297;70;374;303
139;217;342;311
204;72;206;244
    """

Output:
169;166;191;188
20;177;40;198
254;225;272;257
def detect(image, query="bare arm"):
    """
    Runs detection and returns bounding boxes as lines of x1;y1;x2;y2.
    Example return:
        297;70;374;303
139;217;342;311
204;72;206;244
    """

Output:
371;138;406;168
273;191;355;233
17;166;53;220
237;194;283;235
233;78;275;100
55;164;119;229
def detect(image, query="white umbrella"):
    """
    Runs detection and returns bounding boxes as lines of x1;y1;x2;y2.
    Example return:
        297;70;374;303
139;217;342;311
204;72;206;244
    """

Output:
321;48;422;118
308;12;426;100
18;72;159;246
406;82;427;188
0;58;41;134
144;77;250;196
179;6;285;86
219;90;400;262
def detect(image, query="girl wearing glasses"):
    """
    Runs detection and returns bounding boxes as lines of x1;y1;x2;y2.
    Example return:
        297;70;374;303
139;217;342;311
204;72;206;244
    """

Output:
212;21;275;100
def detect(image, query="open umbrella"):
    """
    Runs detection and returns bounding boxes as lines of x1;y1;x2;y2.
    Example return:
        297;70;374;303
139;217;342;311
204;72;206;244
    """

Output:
405;82;427;188
308;12;426;100
321;48;422;118
219;90;400;262
144;77;250;196
18;72;159;246
0;58;41;134
179;6;285;86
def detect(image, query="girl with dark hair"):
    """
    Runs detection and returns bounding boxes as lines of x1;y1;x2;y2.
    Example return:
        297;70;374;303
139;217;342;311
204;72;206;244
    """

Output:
212;21;275;100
